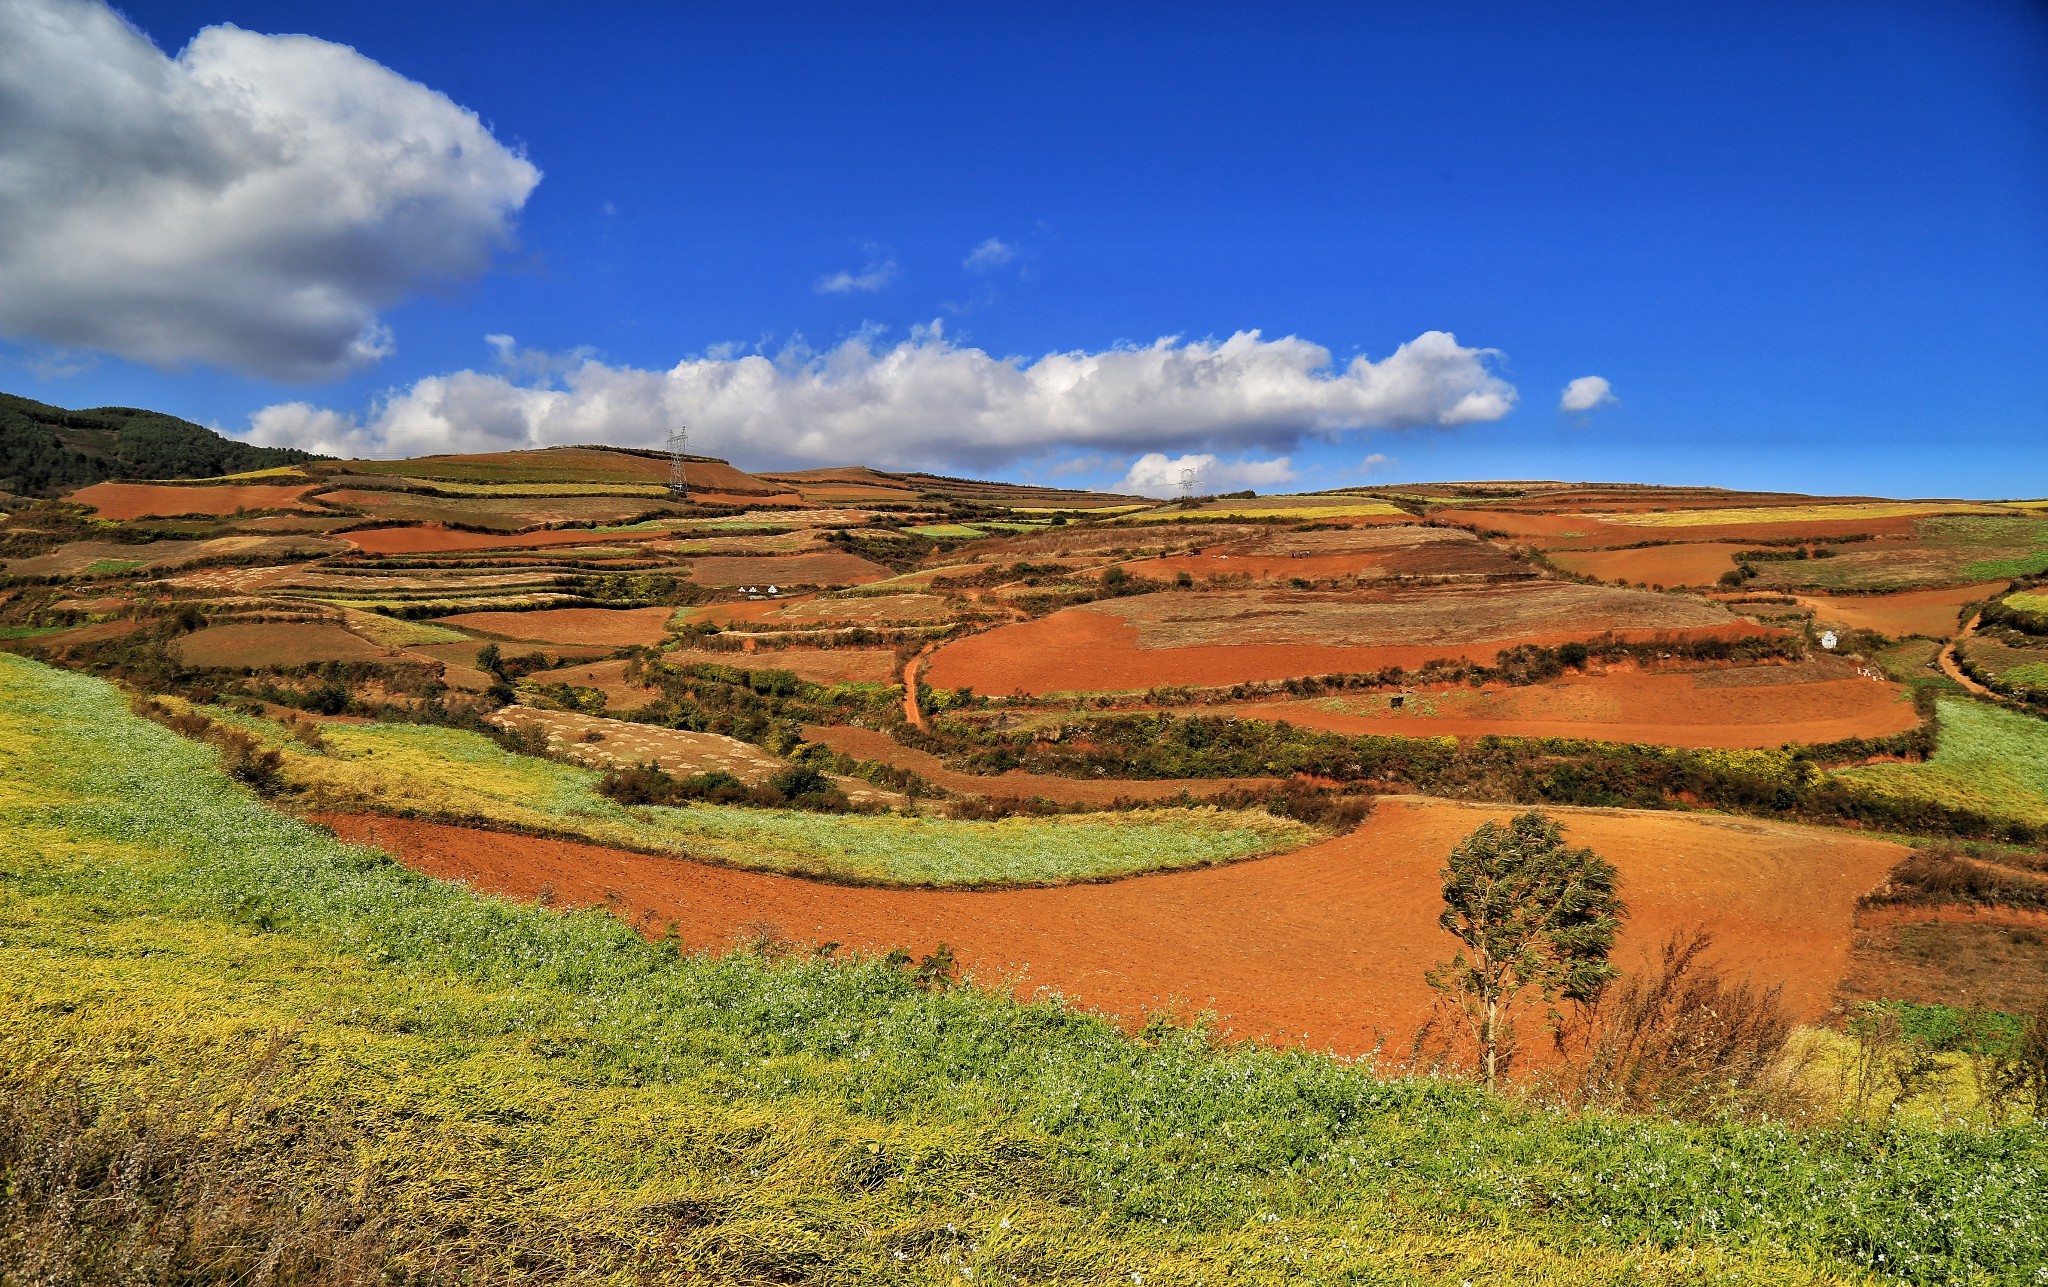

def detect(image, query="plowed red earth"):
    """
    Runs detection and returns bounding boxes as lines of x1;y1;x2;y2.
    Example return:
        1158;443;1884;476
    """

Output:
320;798;1899;1053
343;524;647;555
70;481;320;519
1216;663;1919;749
437;606;674;646
685;552;891;587
925;607;1769;696
1796;584;2003;639
1547;543;1752;588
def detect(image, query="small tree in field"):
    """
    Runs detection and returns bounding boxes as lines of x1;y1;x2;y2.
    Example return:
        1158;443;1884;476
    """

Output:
1426;810;1625;1091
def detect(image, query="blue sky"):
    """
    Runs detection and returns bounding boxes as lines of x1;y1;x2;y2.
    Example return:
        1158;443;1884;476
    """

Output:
1;1;2043;496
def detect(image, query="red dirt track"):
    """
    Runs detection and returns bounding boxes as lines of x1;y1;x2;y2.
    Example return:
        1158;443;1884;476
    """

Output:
320;798;1900;1054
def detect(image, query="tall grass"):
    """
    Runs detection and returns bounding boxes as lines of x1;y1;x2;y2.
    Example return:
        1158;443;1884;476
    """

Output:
1;654;2044;1283
1833;698;2048;827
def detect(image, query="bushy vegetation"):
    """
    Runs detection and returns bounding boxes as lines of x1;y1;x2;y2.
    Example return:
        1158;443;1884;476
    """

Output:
905;704;2045;841
0;389;318;496
179;700;1314;886
4;654;2044;1283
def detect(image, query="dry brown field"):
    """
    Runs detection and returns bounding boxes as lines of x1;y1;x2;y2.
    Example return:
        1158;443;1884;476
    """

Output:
665;646;901;684
436;605;676;646
1547;542;1752;587
1219;659;1918;748
70;481;323;519
317;489;677;530
1795;583;2002;637
172;621;393;667
684;551;891;587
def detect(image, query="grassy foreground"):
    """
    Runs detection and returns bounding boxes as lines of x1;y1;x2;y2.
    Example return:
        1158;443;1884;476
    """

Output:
198;703;1311;886
2;656;2045;1283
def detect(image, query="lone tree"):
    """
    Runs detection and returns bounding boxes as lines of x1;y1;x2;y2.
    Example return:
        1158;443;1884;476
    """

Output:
1426;810;1625;1091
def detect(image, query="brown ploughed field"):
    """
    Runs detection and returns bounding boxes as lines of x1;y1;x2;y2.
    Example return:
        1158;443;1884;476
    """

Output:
342;524;651;555
1220;660;1919;748
70;481;321;519
685;551;891;587
667;647;901;684
1451;509;1926;549
1795;583;2002;638
927;582;1763;695
321;797;1900;1054
436;605;675;646
172;621;393;667
1117;526;1527;582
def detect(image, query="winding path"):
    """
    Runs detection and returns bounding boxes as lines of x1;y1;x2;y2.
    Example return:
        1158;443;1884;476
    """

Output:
1939;613;1997;698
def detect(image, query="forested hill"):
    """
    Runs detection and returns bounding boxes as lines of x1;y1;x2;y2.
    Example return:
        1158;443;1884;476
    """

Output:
0;391;324;498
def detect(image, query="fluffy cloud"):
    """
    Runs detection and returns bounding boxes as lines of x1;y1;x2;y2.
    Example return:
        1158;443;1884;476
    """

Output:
0;0;539;382
815;258;898;294
243;325;1517;469
1560;375;1617;412
1115;452;1297;498
963;237;1016;270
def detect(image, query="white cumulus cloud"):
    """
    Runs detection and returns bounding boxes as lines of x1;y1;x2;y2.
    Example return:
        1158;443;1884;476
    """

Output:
1114;452;1297;498
1560;375;1617;412
242;325;1517;469
815;258;898;294
963;237;1016;270
0;0;540;382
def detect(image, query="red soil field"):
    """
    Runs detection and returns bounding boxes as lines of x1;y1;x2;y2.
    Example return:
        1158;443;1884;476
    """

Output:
1547;543;1752;587
801;724;1278;802
926;590;1768;696
342;524;650;555
70;481;320;519
685;551;891;587
1217;661;1920;749
1796;583;2002;638
172;622;390;667
320;797;1901;1054
437;605;675;647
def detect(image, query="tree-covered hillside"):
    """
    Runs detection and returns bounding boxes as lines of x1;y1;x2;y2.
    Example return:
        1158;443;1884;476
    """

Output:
0;391;323;497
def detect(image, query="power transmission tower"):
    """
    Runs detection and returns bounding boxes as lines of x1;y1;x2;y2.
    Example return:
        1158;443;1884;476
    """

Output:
667;424;689;499
1177;466;1198;503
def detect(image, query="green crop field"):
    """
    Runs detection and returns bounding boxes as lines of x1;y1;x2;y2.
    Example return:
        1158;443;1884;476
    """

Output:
193;705;1312;886
1832;698;2048;827
2;654;2042;1284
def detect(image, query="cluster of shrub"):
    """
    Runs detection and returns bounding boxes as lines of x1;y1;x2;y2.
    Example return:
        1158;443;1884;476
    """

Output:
597;760;861;813
127;694;294;795
940;779;1376;830
895;705;2045;842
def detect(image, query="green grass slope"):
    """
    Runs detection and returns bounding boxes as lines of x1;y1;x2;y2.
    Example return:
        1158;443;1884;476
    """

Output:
197;705;1309;886
1833;698;2048;828
2;655;2044;1283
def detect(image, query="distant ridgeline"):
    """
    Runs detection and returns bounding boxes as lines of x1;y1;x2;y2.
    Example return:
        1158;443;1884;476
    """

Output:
0;391;325;498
